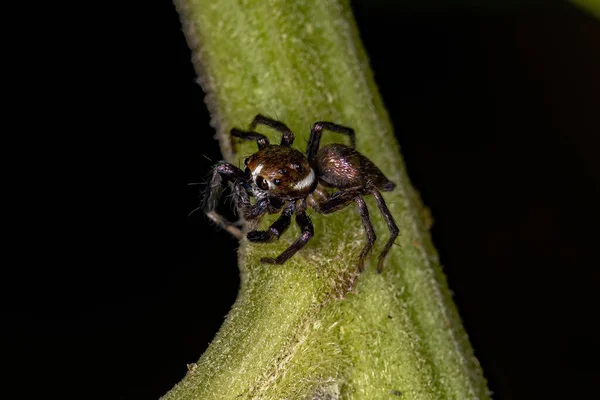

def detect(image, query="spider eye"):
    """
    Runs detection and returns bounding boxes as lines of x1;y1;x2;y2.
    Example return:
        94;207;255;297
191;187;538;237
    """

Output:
255;176;269;190
244;158;250;166
274;179;281;186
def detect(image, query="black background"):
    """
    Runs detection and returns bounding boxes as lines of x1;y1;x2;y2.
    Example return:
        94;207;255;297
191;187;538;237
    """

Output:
5;1;599;399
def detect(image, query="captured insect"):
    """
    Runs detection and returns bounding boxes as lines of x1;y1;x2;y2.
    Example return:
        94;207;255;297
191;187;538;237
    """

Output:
203;115;398;272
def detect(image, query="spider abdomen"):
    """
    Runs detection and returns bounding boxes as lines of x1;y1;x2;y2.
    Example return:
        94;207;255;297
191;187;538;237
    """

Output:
315;144;395;192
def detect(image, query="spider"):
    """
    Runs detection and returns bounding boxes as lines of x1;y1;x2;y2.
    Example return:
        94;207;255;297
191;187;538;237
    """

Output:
203;115;398;272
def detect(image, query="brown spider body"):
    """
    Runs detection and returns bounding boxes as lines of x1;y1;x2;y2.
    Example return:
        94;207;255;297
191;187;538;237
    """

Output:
204;115;398;272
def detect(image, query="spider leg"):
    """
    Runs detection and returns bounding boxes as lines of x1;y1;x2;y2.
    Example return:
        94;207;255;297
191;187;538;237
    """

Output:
247;202;294;243
235;184;269;223
312;188;376;272
354;196;377;273
249;114;295;147
369;186;399;273
202;161;248;239
261;201;313;265
203;161;267;239
306;121;356;163
231;128;270;150
311;187;363;214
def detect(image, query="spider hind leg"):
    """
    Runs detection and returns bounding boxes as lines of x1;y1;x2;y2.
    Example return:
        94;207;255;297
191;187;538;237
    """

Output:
354;196;377;273
370;187;399;273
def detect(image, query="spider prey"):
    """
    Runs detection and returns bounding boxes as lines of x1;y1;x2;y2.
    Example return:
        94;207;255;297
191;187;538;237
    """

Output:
204;115;399;272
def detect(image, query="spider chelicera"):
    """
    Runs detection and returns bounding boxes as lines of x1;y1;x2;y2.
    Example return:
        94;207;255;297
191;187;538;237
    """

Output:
203;115;399;272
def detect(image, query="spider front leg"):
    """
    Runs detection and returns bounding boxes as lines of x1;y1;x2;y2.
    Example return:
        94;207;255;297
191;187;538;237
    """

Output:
261;201;314;265
247;202;294;243
203;161;266;239
306;121;356;163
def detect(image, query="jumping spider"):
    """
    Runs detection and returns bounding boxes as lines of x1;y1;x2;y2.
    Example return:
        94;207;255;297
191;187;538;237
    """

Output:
204;115;398;272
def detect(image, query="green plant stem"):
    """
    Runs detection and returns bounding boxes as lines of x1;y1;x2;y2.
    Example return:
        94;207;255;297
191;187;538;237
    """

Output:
571;0;600;19
164;1;490;399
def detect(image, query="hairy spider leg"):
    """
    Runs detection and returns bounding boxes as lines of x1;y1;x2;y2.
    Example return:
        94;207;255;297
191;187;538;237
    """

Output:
311;185;398;272
230;128;270;150
247;202;295;243
246;114;294;146
311;187;376;272
260;200;314;264
203;161;268;239
354;197;377;272
306;121;356;163
370;187;399;273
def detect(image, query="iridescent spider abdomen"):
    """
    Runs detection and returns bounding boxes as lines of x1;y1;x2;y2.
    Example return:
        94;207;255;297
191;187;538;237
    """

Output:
315;144;396;192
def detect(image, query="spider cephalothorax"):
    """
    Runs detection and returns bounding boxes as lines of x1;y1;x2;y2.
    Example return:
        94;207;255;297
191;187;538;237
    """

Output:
244;145;315;200
204;115;398;272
